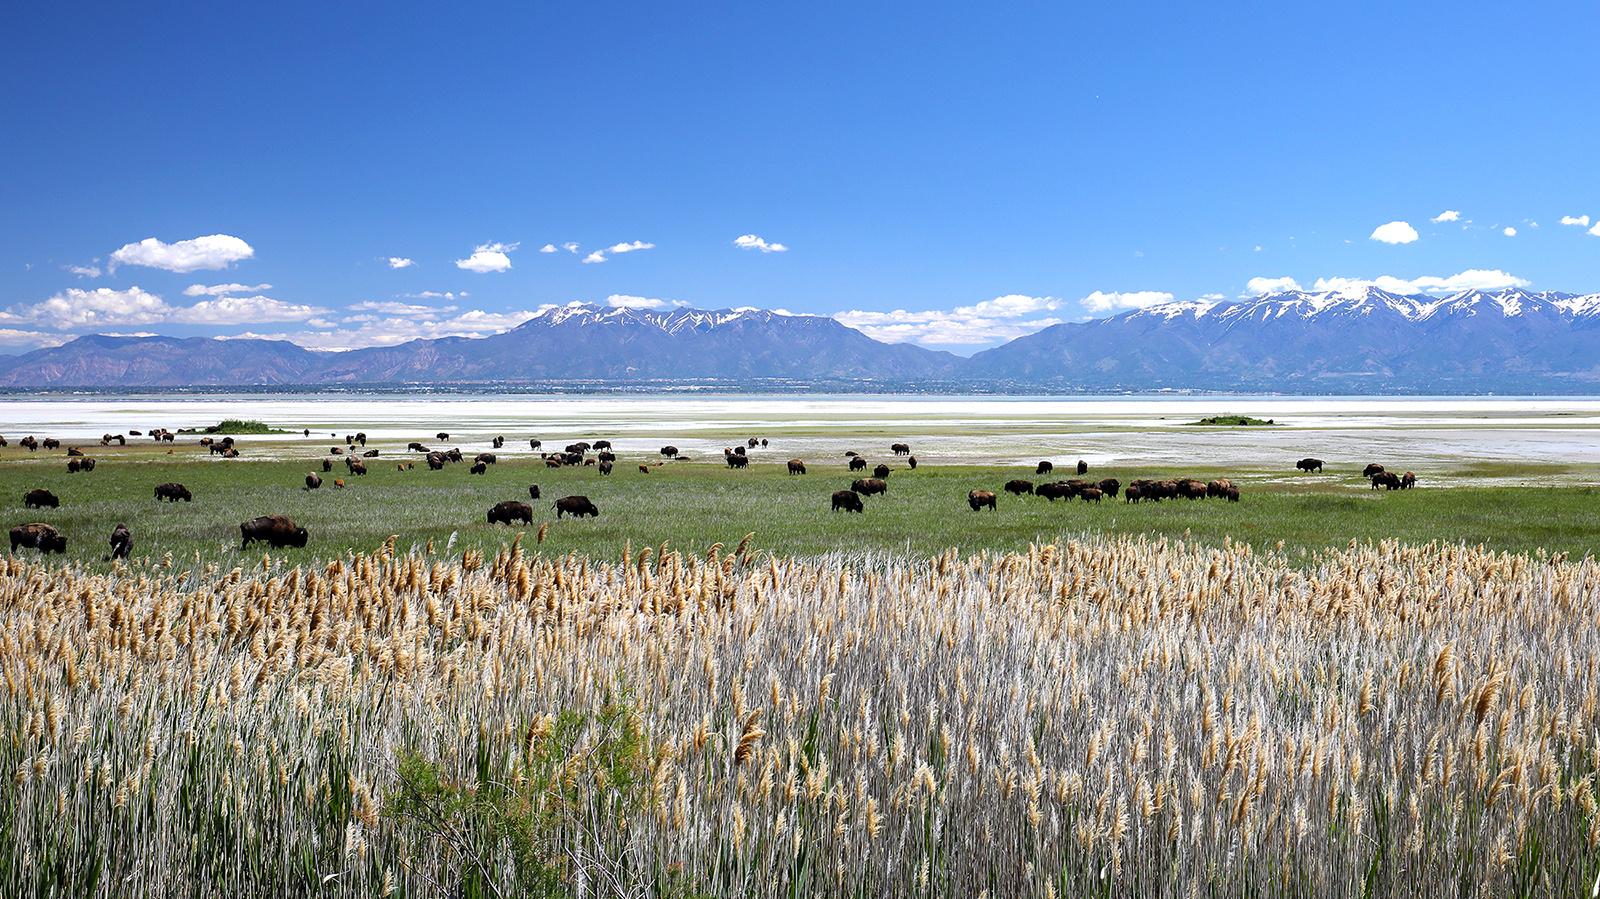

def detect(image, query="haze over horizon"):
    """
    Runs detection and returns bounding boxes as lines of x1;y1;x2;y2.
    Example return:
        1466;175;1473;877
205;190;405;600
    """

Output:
4;3;1596;357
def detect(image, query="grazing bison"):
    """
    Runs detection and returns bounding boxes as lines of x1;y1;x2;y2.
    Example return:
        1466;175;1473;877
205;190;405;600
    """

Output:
529;439;542;450
553;495;600;519
1223;486;1241;501
1079;487;1103;503
426;453;446;470
322;458;335;472
1124;484;1144;503
1206;479;1235;499
597;451;616;462
407;442;428;453
725;453;749;469
831;489;864;513
20;436;38;451
488;500;534;525
528;484;541;500
1097;478;1121;498
355;432;367;447
44;438;61;450
592;440;611;450
1296;458;1324;473
305;473;322;490
469;461;487;475
445;448;464;463
851;477;888;497
333;479;346;488
967;489;997;511
67;446;84;456
1036;461;1053;475
1035;482;1073;501
108;524;132;560
891;443;911;456
437;432;450;441
907;455;917;469
1362;463;1386;478
595;460;611;475
345;459;367;476
638;464;650;474
848;456;868;472
1401;471;1416;489
24;488;59;508
10;523;66;554
1004;479;1034;496
1076;460;1089;475
1371;472;1401;490
154;482;192;502
67;458;97;473
1175;479;1208;500
660;445;678;457
241;515;309;550
873;463;891;479
787;459;807;475
732;445;746;457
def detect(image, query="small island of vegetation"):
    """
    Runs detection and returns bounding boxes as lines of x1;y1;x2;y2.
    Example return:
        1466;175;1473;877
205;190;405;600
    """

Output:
1186;414;1276;426
177;419;290;435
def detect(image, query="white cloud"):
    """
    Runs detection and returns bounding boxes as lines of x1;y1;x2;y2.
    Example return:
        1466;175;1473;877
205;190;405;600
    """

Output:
1369;221;1419;244
455;242;518;273
1560;215;1590;227
582;240;655;263
1503;226;1517;237
1245;277;1304;296
734;234;788;253
540;244;558;253
0;286;174;328
171;295;329;325
0;329;68;348
183;282;272;297
108;234;254;273
1080;290;1174;313
605;294;686;310
539;242;581;254
952;294;1062;318
240;308;541;351
398;291;467;300
66;264;101;278
831;294;1073;348
1431;210;1460;223
349;301;459;317
1591;223;1600;237
1309;269;1530;295
387;257;416;269
1200;293;1226;301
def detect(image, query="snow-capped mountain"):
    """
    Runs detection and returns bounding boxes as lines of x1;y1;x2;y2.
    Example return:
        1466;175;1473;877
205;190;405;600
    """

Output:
963;286;1600;390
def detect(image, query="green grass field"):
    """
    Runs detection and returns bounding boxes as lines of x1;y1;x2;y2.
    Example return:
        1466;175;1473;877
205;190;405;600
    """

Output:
6;438;1600;565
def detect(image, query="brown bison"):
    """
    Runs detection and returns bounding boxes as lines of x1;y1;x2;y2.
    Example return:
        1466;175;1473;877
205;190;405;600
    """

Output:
1371;472;1401;490
1175;479;1208;500
436;432;450;441
67;457;97;473
848;456;868;471
529;439;542;450
1036;461;1053;475
469;461;487;475
787;459;807;475
361;449;379;458
598;460;613;475
553;495;600;519
492;435;504;449
330;446;344;455
638;464;650;474
528;484;541;500
240;515;308;550
323;458;335;472
11;522;66;554
1362;463;1386;478
1124;484;1144;503
108;524;132;560
475;453;497;465
1076;460;1089;475
1401;471;1416;489
23;488;59;508
1205;479;1234;499
305;473;322;490
426;453;446;471
1096;478;1121;498
355;432;367;446
907;455;917;469
154;482;192;502
831;490;864;513
873;463;891;479
1296;458;1324;473
592;440;611;450
1079;487;1103;503
1004;479;1034;496
967;489;997;511
407;442;428;453
345;459;367;475
1223;486;1241;501
333;479;346;489
851;477;888;497
725;453;749;469
891;443;911;456
488;500;534;525
1035;482;1073;501
659;445;678;457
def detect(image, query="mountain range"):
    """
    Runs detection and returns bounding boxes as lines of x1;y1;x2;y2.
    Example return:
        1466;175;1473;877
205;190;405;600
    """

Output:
5;287;1600;392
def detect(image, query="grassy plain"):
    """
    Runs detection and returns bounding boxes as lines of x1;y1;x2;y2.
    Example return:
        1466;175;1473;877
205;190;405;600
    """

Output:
5;438;1600;565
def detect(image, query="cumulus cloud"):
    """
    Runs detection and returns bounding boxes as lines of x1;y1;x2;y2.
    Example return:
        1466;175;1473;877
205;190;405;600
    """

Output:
1308;270;1530;295
1561;215;1590;227
0;329;68;348
108;234;254;273
66;264;101;278
582;241;655;264
1245;277;1304;296
349;301;459;317
1369;221;1419;244
1591;223;1600;237
1080;290;1174;313
0;286;329;330
954;294;1063;317
398;291;467;300
833;294;1073;349
183;282;272;297
1503;227;1517;237
605;294;686;310
171;295;329;325
1431;210;1460;223
455;242;518;273
387;257;416;269
248;308;542;351
734;234;788;253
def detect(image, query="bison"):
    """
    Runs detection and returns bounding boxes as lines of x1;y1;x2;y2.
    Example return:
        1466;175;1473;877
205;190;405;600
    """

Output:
848;456;868;472
1371;472;1401;490
323;458;335;472
1401;471;1416;489
362;449;379;458
1036;461;1053;475
873;463;891;479
345;459;367;476
787;459;807;475
492;435;504;449
407;442;428;453
436;432;450;441
153;482;192;502
528;484;541;500
1296;458;1324;473
108;524;132;560
1079;487;1103;503
1076;460;1089;475
659;445;678;457
356;432;367;447
1124;484;1144;503
10;523;66;554
1096;478;1121;498
240;515;308;550
529;439;542;450
475;453;498;466
305;473;322;490
469;461;487;475
907;455;917;469
891;443;911;456
553;495;600;519
725;453;749;469
592;440;611;450
638;464;650;474
1362;463;1386;478
1035;482;1073;501
831;490;864;513
488;500;534;525
598;460;613;475
1004;479;1034;496
851;477;887;497
1205;479;1235;499
967;489;997;511
23;488;59;508
426;453;446;471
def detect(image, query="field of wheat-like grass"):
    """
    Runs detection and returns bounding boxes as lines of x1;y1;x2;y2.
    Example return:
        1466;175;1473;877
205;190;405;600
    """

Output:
1;533;1597;897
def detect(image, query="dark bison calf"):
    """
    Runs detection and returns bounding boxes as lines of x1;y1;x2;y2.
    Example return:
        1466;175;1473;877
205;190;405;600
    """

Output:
154;482;192;502
488;500;534;525
1004;479;1034;496
239;515;308;550
1296;458;1324;473
24;488;59;508
11;523;67;554
108;524;132;560
851;477;887;496
967;489;997;511
553;495;600;519
831;490;864;513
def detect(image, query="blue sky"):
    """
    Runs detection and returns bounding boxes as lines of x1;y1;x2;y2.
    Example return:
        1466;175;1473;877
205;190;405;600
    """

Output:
3;2;1597;355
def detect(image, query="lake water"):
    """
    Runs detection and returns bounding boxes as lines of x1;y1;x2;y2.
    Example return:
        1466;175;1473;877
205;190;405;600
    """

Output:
2;394;1598;472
